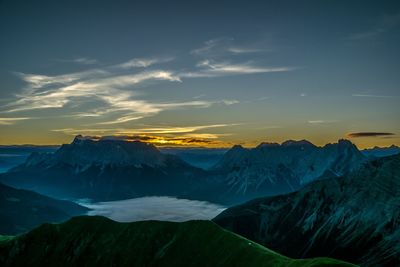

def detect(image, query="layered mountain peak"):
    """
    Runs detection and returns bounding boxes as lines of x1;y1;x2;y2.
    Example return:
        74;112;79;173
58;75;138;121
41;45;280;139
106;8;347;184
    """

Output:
212;139;366;196
57;136;164;167
24;136;168;168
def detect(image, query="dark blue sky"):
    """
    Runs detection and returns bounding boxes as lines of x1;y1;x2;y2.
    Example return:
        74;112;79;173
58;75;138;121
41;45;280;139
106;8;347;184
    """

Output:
0;0;399;147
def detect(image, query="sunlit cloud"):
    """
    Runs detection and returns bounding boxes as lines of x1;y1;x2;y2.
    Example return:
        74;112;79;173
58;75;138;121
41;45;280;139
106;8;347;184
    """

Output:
308;120;337;124
352;94;393;98
52;123;237;135
6;70;182;114
191;37;266;56
116;124;237;134
190;38;233;55
0;117;31;125
2;53;290;129
227;47;264;54
70;57;98;65
96;115;145;125
55;57;99;65
51;123;238;147
113;57;174;69
190;60;292;76
183;133;232;139
219;99;239;105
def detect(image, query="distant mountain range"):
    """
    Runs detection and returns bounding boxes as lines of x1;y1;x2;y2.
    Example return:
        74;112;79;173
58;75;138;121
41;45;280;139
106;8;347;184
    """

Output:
213;154;400;267
0;216;356;267
0;145;58;173
210;139;366;202
0;182;88;235
0;136;212;202
160;147;228;169
361;145;400;158
0;136;371;204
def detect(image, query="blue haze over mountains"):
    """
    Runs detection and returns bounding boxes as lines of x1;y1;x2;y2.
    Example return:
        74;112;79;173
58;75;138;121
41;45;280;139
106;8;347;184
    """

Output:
0;136;377;204
0;136;399;267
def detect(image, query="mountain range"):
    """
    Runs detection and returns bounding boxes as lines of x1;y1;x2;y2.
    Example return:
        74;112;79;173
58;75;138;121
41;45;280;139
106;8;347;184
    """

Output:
213;153;400;267
0;136;368;204
210;139;366;203
0;136;214;202
0;216;356;267
361;145;400;158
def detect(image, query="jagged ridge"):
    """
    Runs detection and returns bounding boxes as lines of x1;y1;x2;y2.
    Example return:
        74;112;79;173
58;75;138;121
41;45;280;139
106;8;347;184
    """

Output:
213;154;400;267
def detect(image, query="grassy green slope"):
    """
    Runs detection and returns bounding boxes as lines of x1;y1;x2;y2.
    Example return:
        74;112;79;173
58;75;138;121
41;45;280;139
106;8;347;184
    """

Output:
0;182;89;235
0;216;356;267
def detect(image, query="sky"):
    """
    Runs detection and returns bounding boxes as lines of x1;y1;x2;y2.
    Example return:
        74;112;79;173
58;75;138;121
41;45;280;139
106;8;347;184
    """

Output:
0;0;399;148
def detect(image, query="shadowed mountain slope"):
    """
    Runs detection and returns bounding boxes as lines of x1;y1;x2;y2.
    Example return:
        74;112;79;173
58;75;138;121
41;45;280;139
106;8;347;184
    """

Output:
0;216;356;267
0;182;88;235
213;154;400;266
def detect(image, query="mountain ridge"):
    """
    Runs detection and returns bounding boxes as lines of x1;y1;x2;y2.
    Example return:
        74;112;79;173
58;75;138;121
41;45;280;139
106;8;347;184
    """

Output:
213;153;400;266
0;136;369;204
0;216;357;267
0;182;88;235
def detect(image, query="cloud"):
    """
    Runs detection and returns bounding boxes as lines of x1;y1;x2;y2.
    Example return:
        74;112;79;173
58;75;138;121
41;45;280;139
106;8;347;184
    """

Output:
56;57;98;65
352;94;393;98
347;132;396;138
219;99;239;105
6;70;184;115
82;196;225;222
96;115;145;125
113;57;174;69
308;120;337;124
71;57;98;65
192;94;206;99
52;123;237;136
182;60;292;77
0;117;30;125
190;38;233;55
51;124;238;147
191;38;266;56
100;134;228;146
2;54;289;127
227;47;264;54
116;124;237;135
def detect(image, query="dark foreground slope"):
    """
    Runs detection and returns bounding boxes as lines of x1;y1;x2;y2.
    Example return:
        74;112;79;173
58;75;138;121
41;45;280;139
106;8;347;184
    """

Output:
0;216;356;267
214;154;400;267
0;182;88;235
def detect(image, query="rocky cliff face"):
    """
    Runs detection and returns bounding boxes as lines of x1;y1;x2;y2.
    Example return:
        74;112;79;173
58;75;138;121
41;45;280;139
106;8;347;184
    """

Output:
211;139;366;198
214;154;400;267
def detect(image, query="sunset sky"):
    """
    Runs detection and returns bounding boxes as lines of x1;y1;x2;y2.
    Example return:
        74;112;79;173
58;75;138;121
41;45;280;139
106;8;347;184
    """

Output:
0;0;399;148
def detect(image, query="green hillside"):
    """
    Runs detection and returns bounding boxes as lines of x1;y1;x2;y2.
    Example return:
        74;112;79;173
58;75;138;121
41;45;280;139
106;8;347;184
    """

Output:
0;216;356;267
0;182;88;235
